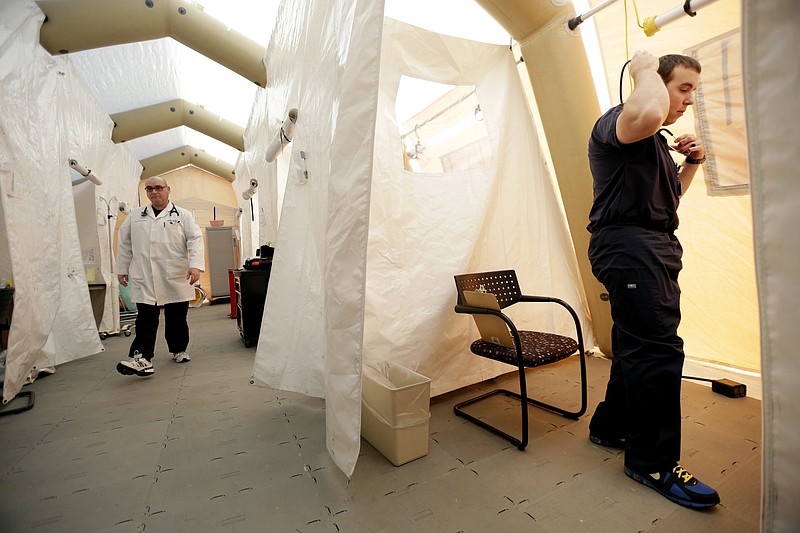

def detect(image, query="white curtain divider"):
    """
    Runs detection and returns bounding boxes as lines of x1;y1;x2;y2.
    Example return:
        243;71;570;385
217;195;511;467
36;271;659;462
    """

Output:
743;0;800;529
251;0;385;477
0;0;104;402
0;0;139;401
59;55;140;337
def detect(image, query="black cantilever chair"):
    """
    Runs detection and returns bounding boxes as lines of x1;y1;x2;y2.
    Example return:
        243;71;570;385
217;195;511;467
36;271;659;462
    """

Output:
453;269;587;450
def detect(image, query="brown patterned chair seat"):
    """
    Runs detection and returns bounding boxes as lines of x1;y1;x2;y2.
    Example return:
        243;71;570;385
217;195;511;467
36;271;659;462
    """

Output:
470;330;578;367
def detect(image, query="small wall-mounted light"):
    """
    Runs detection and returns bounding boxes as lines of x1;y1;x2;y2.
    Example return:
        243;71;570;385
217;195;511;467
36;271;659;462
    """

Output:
265;108;299;163
241;178;259;222
241;178;258;200
69;159;102;186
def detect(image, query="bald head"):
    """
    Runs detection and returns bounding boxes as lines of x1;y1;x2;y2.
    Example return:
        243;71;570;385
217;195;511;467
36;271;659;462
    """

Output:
144;176;171;210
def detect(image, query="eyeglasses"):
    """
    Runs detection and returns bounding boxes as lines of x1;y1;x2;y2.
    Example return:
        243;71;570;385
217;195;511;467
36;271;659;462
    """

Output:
144;185;167;192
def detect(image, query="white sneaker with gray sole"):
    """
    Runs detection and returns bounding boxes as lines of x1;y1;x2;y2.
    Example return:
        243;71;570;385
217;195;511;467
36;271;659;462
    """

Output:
116;355;154;377
172;351;190;363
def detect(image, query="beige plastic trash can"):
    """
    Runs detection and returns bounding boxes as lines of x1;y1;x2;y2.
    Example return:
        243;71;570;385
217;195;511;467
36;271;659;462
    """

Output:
361;361;431;466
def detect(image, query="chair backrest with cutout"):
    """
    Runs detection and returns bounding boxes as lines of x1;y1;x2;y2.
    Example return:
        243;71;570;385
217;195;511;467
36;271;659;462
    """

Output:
453;270;521;309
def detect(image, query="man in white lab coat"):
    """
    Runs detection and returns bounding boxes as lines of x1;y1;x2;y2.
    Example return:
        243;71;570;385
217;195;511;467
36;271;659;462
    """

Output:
115;176;205;377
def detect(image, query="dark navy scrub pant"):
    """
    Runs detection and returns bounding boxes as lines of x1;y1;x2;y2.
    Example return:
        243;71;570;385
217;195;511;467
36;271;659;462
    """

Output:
128;301;190;361
587;225;684;473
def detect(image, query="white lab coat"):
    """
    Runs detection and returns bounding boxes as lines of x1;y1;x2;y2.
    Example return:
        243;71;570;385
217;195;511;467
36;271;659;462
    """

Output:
116;202;205;305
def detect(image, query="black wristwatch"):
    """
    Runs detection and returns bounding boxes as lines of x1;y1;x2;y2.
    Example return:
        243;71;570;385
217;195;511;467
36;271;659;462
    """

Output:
685;155;706;165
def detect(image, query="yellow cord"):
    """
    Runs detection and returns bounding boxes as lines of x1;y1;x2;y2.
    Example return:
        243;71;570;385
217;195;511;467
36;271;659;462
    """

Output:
623;0;648;96
624;1;633;95
632;0;644;28
624;0;629;62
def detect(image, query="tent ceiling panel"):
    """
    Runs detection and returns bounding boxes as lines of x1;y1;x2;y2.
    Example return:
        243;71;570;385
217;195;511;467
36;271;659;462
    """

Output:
140;145;235;181
39;0;273;178
68;39;182;116
384;1;510;45
68;38;254;171
121;124;240;170
36;0;267;86
110;98;245;151
473;0;565;41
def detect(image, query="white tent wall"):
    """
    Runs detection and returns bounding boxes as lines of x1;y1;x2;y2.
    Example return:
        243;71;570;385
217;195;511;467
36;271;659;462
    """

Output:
366;19;591;396
59;56;141;337
235;86;280;257
588;0;759;373
232;148;256;264
743;1;800;529
251;0;385;477
0;0;141;401
95;144;141;333
0;0;112;402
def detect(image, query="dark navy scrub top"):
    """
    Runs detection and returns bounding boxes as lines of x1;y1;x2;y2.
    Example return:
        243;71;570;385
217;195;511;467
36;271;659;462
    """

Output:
586;105;681;234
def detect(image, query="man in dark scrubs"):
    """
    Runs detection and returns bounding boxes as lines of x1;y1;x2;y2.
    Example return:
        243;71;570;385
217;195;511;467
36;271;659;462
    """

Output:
586;50;719;509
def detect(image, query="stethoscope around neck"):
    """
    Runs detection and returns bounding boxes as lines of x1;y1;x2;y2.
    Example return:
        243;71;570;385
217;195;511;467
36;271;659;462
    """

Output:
141;204;180;220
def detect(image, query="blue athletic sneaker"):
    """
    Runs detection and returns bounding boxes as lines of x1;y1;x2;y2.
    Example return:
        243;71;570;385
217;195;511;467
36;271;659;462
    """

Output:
624;465;720;509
